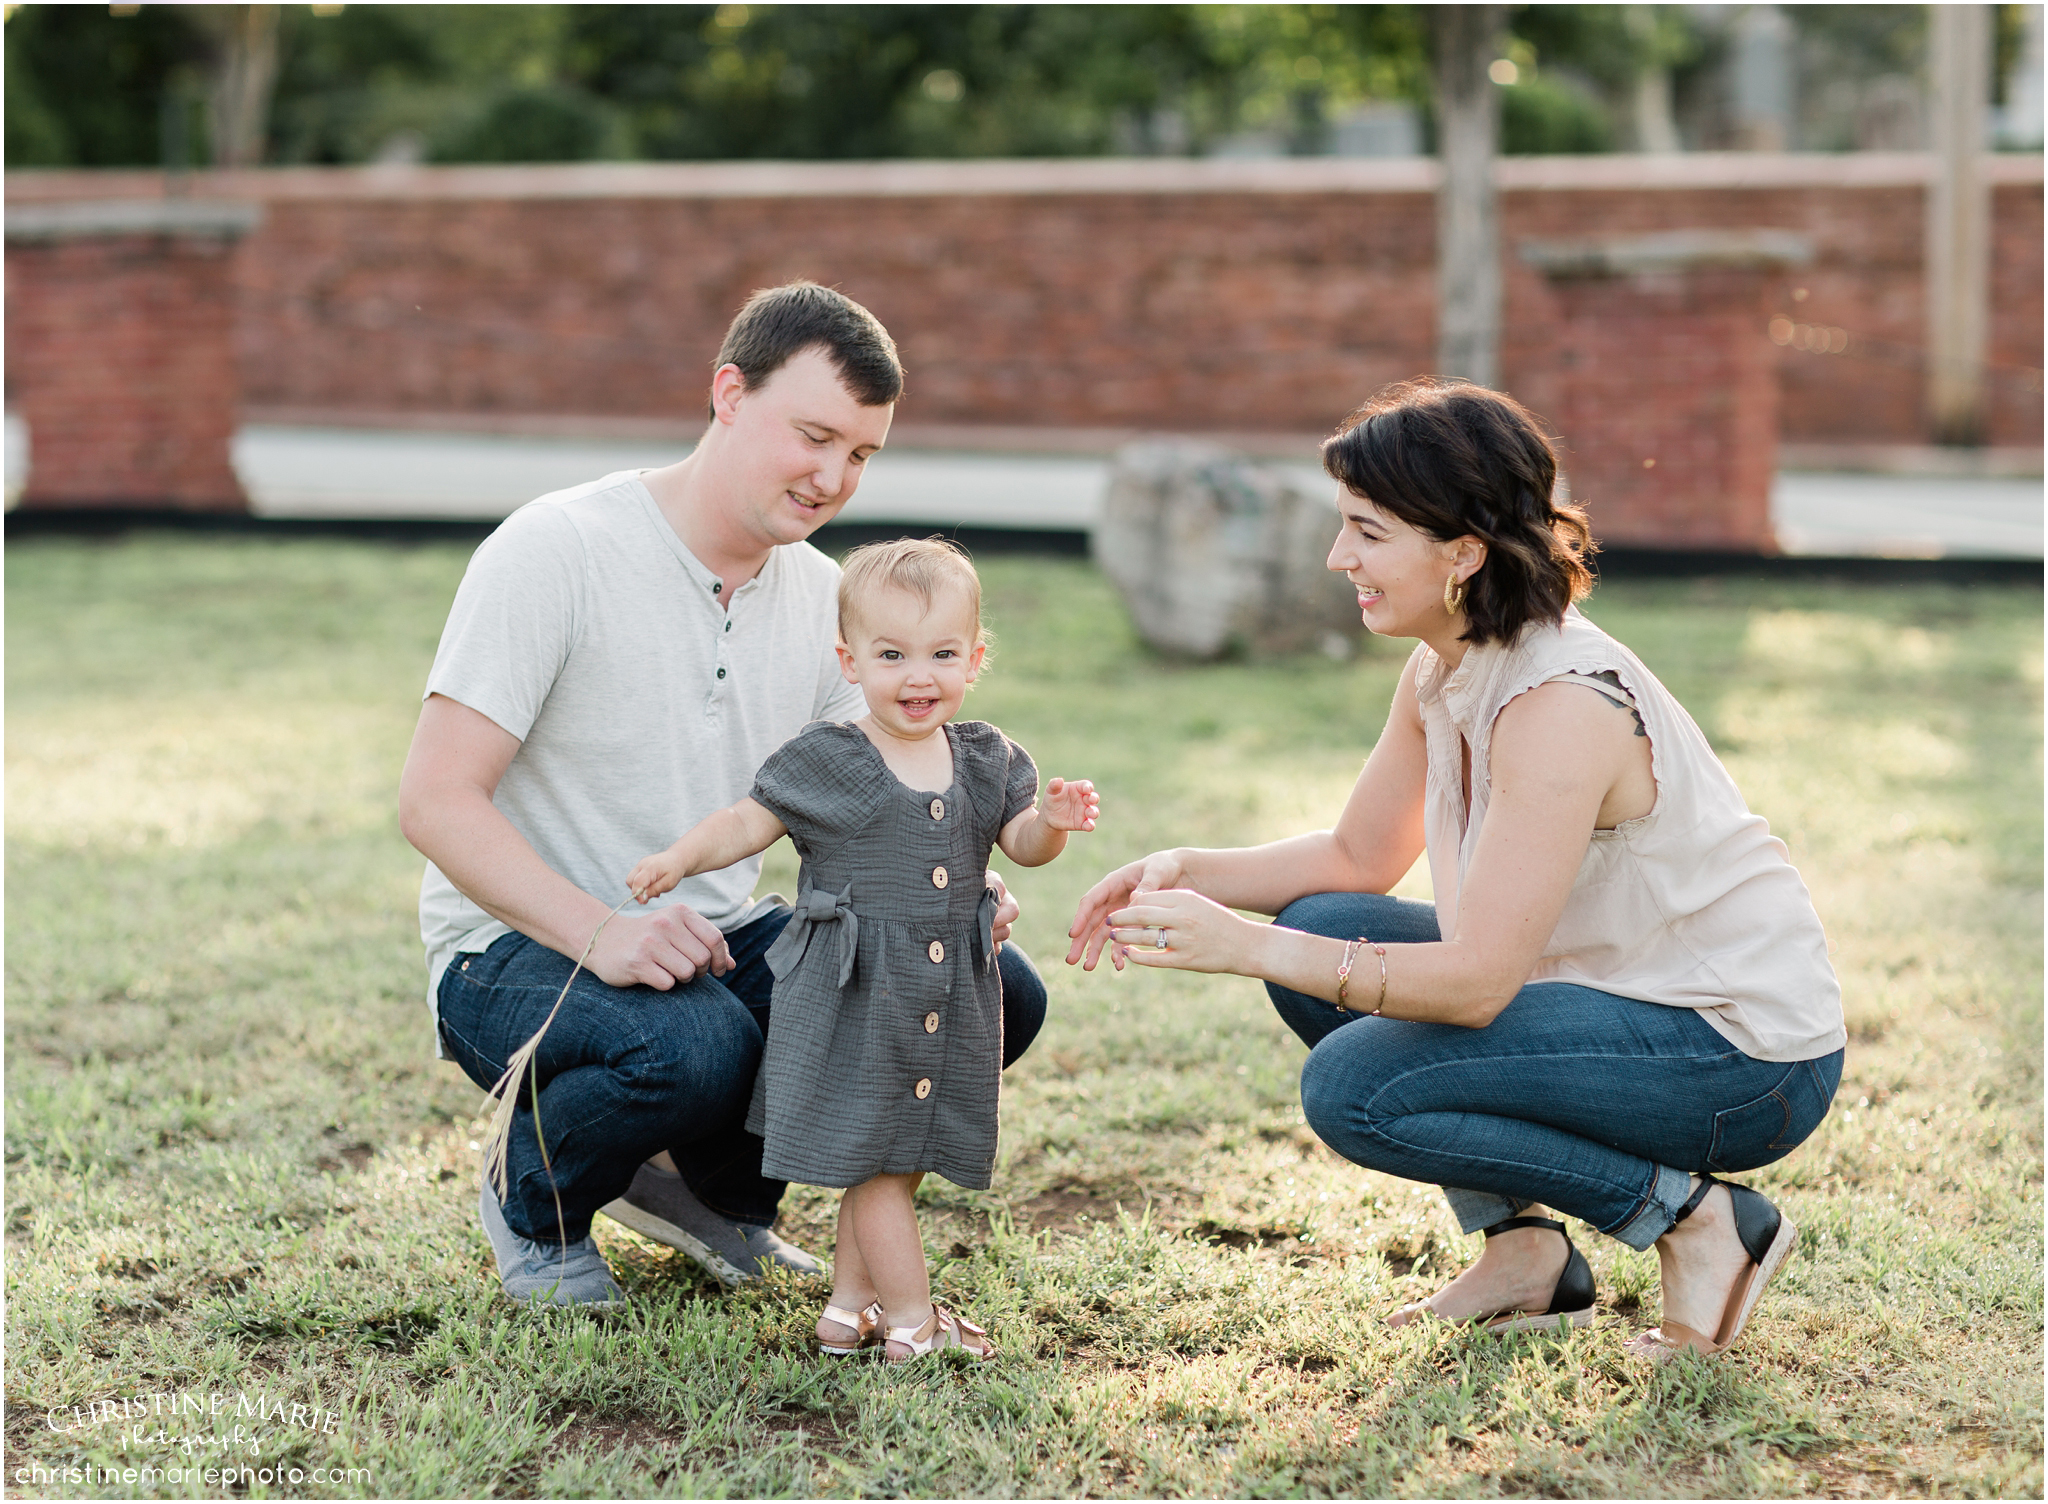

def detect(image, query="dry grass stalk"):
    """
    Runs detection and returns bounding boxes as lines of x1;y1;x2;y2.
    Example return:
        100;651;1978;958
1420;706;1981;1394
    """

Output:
477;896;637;1228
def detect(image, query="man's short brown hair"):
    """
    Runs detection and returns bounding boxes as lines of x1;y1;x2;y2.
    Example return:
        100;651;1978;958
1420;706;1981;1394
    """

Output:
711;281;903;418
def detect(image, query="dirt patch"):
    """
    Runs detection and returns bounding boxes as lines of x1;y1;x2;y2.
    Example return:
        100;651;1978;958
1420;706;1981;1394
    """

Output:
1190;1218;1304;1251
548;1413;686;1454
755;1406;851;1445
314;1141;375;1174
1018;1187;1130;1230
98;1255;170;1279
1375;1231;1442;1278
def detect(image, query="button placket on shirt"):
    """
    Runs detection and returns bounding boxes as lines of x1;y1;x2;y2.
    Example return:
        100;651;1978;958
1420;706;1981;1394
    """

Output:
708;578;750;700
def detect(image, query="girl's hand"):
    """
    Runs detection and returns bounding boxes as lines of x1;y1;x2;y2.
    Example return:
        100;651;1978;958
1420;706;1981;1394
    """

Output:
626;851;684;904
1103;889;1259;975
1065;849;1187;970
1039;777;1099;834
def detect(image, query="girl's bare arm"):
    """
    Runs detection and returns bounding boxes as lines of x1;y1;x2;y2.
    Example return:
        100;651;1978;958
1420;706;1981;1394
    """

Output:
629;798;788;901
997;777;1099;867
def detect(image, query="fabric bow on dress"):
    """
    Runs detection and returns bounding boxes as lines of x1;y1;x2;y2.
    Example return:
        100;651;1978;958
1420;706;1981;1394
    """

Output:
765;882;859;989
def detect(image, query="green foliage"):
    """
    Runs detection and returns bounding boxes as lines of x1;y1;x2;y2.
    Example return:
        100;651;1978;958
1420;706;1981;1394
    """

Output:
429;82;632;164
1499;77;1612;155
2;2;202;167
4;536;2041;1497
4;2;1746;168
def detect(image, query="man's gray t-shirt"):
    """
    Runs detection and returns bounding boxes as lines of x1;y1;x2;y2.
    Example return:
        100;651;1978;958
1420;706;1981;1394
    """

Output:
418;470;864;1054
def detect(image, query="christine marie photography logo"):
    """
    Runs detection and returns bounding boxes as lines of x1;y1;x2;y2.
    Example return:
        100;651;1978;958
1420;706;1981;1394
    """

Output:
21;1388;372;1492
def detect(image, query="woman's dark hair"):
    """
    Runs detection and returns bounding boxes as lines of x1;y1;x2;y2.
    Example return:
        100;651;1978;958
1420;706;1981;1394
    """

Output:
1320;378;1595;646
711;280;903;418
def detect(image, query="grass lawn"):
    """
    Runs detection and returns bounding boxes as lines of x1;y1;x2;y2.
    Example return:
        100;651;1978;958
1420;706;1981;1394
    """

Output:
5;534;2041;1499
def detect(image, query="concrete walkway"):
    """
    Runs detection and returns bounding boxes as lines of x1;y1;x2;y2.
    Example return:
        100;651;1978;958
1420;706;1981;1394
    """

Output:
6;418;2041;558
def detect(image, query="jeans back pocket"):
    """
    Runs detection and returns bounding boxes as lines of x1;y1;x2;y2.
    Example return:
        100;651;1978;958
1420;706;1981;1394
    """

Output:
1705;1049;1843;1173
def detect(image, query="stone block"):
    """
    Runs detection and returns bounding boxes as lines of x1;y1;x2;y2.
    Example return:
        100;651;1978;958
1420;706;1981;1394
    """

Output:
1094;441;1357;658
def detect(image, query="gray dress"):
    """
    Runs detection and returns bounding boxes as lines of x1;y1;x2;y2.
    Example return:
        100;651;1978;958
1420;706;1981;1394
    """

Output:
743;720;1039;1190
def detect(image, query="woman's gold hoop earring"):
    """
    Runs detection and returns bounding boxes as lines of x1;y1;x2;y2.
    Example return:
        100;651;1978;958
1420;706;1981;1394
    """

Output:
1443;572;1467;614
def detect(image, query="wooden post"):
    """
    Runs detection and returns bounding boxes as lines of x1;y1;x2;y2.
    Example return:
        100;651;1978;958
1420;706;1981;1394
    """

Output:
1433;5;1503;388
1927;2;1992;445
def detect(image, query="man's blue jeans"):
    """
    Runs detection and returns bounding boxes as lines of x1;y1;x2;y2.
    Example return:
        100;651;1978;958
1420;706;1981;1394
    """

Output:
1266;892;1842;1250
437;904;1049;1243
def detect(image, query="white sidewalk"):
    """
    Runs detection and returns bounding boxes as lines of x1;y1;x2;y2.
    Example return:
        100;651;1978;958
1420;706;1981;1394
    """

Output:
6;417;2041;558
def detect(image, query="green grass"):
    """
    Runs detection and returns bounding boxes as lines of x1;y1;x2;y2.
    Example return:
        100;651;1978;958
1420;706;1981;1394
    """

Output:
6;534;2041;1498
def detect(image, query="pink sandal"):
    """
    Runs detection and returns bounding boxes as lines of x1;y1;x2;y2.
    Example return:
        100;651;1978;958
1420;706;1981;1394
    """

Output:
884;1303;995;1362
816;1299;884;1357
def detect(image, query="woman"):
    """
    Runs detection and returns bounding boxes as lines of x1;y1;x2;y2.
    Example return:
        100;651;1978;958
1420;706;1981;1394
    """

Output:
1067;379;1844;1359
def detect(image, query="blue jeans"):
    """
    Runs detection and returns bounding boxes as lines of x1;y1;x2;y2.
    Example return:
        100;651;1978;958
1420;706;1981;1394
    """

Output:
437;904;1049;1243
1266;893;1842;1250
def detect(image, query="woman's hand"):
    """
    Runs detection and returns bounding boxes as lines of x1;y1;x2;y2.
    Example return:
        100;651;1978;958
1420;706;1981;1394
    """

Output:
1102;889;1262;975
1065;849;1187;970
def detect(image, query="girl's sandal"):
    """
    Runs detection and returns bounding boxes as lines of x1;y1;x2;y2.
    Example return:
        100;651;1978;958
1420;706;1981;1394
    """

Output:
817;1299;885;1357
884;1303;995;1362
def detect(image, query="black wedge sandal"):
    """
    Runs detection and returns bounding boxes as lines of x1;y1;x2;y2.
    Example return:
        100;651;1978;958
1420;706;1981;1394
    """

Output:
1468;1215;1599;1333
1626;1173;1797;1362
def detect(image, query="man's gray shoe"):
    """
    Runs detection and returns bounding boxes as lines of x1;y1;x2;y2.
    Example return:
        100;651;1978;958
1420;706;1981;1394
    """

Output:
743;1223;827;1278
600;1163;825;1285
478;1181;627;1307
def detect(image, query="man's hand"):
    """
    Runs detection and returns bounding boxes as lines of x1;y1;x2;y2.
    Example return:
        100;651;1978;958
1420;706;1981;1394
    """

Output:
986;869;1020;951
1038;777;1100;833
588;900;734;990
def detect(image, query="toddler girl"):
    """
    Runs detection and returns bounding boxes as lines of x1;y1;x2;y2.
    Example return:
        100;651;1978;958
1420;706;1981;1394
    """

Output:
627;538;1097;1360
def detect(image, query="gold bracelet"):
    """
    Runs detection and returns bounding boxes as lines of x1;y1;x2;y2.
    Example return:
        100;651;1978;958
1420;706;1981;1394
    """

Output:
1335;938;1365;1011
1366;940;1389;1016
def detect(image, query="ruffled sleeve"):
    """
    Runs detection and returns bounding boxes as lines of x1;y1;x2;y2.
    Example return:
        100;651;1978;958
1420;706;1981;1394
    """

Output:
749;722;884;858
999;731;1039;827
947;721;1039;847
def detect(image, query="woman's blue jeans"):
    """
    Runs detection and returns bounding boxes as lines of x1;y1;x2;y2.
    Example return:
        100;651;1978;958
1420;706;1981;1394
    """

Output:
437;904;1048;1244
1268;893;1842;1250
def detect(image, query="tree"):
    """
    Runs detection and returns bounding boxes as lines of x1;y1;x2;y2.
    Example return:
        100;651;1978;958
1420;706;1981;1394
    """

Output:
1433;6;1503;388
184;5;283;167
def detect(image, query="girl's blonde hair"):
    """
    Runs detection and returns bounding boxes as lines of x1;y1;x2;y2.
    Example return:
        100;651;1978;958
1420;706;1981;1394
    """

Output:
837;536;985;646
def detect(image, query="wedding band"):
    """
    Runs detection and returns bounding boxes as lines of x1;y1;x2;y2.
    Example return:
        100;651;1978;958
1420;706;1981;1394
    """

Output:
1150;926;1169;950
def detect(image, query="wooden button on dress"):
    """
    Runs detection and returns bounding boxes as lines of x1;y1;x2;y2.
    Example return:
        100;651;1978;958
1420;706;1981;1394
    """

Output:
927;939;945;963
929;798;945;820
914;1078;932;1100
923;1011;940;1033
932;865;949;889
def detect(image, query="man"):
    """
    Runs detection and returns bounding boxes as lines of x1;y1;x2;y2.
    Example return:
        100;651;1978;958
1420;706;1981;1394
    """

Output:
398;282;1047;1304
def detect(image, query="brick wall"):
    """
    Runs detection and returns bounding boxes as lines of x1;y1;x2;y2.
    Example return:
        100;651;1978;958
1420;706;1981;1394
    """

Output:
1518;246;1794;550
5;204;258;510
7;154;2041;453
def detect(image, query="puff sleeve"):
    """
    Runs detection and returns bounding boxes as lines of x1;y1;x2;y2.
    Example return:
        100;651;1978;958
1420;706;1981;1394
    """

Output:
749;722;885;859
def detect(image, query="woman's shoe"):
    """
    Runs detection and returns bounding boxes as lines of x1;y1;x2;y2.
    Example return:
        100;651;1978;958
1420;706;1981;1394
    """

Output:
883;1302;995;1362
1392;1215;1598;1331
1469;1215;1598;1333
1626;1174;1797;1362
816;1299;884;1357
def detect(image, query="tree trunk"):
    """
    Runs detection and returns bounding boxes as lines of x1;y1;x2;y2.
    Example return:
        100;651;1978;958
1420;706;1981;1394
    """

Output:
1926;2;1992;446
188;5;281;169
1432;6;1503;389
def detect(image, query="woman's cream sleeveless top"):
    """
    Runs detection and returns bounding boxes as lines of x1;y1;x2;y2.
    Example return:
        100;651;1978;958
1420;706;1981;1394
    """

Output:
1410;606;1845;1062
